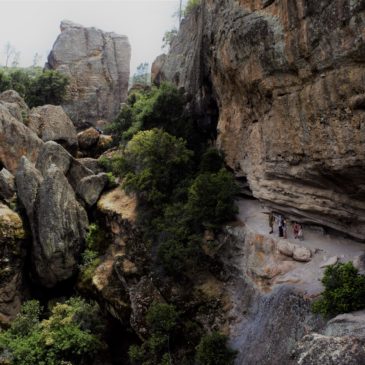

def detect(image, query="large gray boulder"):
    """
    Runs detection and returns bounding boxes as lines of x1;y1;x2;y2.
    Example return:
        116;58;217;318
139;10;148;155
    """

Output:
16;157;89;287
0;102;43;174
35;164;88;286
47;20;131;129
28;105;78;154
76;173;108;207
0;90;29;122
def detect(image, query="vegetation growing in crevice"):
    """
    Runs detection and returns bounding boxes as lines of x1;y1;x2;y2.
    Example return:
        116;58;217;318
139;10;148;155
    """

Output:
312;262;365;317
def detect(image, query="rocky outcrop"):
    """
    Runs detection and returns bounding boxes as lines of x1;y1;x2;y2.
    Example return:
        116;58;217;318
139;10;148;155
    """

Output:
47;20;131;129
156;0;365;240
0;90;29;123
14;137;111;287
28;105;78;154
293;311;365;364
0;203;27;326
0;98;43;174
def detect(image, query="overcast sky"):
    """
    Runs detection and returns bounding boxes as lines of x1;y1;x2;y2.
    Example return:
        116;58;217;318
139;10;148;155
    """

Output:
0;0;185;73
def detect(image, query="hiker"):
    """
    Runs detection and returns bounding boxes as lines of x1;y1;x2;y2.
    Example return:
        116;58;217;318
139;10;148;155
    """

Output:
283;218;288;239
293;222;299;239
278;215;284;237
298;224;304;241
269;212;275;234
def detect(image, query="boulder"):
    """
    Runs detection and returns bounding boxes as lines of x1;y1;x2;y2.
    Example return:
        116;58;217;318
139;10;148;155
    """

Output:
76;173;108;207
293;247;312;262
28;105;78;154
0;203;27;326
33;164;88;286
0;102;43;174
35;141;93;191
294;333;365;365
0;90;29;123
77;158;104;174
47;20;131;129
16;156;89;287
97;134;113;151
0;168;15;200
77;127;100;150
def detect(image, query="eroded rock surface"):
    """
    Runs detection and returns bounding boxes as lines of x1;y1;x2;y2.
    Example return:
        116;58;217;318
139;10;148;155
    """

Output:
14;139;110;287
0;99;43;174
28;105;78;154
47;20;131;129
156;0;365;240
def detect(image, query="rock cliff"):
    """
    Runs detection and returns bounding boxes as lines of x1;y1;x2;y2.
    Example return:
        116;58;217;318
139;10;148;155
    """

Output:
47;20;131;129
154;0;365;240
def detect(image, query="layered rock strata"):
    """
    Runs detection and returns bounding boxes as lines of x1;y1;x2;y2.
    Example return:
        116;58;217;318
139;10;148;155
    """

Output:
154;0;365;240
47;20;131;129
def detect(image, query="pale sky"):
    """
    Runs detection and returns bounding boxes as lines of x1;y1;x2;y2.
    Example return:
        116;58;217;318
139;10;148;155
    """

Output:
0;0;186;73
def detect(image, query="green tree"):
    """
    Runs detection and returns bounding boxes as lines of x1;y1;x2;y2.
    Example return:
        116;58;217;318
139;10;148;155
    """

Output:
27;70;68;107
162;29;178;50
121;128;193;207
312;262;365;317
0;298;105;365
196;332;236;365
187;169;238;227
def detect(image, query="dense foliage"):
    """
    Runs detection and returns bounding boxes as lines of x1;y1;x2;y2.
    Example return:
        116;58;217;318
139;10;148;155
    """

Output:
105;83;200;151
312;262;365;317
0;67;68;108
121;128;193;207
0;298;105;365
195;332;236;365
104;83;237;278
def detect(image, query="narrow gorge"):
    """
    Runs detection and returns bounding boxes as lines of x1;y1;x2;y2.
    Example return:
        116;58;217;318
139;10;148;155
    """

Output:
0;1;365;364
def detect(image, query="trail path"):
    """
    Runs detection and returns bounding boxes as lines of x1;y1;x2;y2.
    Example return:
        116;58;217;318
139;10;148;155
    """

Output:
235;199;365;295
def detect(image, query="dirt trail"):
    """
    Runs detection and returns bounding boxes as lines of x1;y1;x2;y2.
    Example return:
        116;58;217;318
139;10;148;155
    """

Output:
236;199;365;295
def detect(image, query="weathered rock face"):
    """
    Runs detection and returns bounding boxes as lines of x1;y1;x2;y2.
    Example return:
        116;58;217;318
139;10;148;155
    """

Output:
28;105;78;154
0;98;43;174
0;203;27;327
15;141;97;287
47;20;131;129
156;0;365;240
293;311;365;364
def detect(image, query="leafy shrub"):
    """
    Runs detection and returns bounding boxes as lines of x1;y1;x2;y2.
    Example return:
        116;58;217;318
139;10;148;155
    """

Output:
312;262;365;317
27;70;69;108
128;302;179;365
85;223;107;253
195;332;236;365
121;129;193;207
0;68;68;108
0;298;105;365
105;83;199;149
199;148;224;173
187;169;238;228
146;302;179;334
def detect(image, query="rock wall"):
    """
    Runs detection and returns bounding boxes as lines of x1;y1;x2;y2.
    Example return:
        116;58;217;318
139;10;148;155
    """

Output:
47;20;131;129
154;0;365;240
